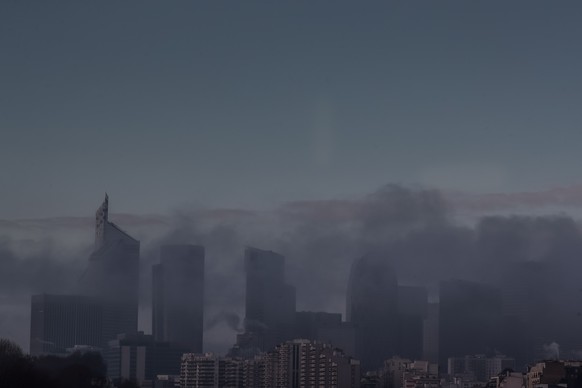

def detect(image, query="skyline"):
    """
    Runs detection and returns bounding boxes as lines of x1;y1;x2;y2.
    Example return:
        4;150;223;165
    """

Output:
4;3;582;386
3;1;582;218
4;186;582;357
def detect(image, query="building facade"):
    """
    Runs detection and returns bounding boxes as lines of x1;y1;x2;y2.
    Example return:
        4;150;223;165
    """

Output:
447;355;515;383
153;244;205;353
104;332;185;387
184;340;360;388
79;195;140;345
346;253;399;371
29;293;102;355
438;280;503;369
240;247;296;352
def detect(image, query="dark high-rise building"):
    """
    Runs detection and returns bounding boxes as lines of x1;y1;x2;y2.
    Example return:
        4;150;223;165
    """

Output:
242;246;296;352
397;285;428;360
79;195;140;345
438;280;503;369
104;332;186;388
294;311;342;340
152;244;205;352
346;253;398;371
30;294;102;355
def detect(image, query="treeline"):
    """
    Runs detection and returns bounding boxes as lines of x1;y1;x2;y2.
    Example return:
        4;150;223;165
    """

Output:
0;338;138;388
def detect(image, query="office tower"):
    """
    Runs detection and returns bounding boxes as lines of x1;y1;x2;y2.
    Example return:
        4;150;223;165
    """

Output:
242;247;296;352
104;332;186;387
397;286;428;360
29;294;102;355
294;311;356;357
447;355;516;383
346;253;398;371
294;311;342;340
498;261;558;365
152;245;205;352
79;195;140;344
422;303;439;364
438;280;503;369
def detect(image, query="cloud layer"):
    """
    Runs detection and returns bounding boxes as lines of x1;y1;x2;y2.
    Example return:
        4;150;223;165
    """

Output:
2;184;582;357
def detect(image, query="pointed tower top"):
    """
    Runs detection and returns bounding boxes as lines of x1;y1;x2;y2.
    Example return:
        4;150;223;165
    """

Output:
95;194;109;246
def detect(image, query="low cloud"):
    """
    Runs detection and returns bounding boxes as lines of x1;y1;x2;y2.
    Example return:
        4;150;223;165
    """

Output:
2;184;582;357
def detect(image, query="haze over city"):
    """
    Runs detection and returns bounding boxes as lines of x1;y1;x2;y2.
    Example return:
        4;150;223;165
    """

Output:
2;2;582;388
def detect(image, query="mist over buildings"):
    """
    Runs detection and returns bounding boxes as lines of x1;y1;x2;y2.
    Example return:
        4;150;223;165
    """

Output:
1;184;582;357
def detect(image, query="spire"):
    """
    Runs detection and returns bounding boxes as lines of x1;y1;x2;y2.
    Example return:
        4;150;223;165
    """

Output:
95;193;109;247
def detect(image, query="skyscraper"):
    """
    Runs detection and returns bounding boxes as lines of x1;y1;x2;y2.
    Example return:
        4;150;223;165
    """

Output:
79;195;140;345
152;244;205;352
438;280;503;369
346;253;399;371
397;285;428;360
30;294;102;355
241;247;296;352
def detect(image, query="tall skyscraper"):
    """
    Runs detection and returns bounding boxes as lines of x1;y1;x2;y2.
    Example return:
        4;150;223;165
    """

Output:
346;253;399;371
241;246;296;352
152;244;205;353
438;280;503;369
30;294;102;355
79;195;140;345
397;285;428;360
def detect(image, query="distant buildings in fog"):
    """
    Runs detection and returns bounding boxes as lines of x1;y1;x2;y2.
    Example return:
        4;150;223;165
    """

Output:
29;294;102;355
346;253;399;370
31;194;582;388
30;195;141;355
104;332;185;387
235;247;296;353
80;194;140;345
447;354;515;383
153;244;205;353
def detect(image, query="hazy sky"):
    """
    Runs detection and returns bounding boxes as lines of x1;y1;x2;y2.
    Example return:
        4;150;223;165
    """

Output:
2;1;582;218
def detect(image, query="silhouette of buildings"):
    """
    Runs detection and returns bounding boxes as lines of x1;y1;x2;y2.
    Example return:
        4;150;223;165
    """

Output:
104;332;186;387
422;302;439;364
397;286;428;360
29;294;102;355
239;247;296;352
294;311;356;357
447;355;515;383
79;195;140;345
346;253;399;370
294;311;342;340
152;244;205;353
438;280;503;369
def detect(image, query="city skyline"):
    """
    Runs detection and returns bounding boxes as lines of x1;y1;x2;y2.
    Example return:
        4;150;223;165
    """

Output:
3;2;582;387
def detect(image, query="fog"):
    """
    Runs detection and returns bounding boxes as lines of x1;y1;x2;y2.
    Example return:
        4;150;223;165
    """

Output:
1;184;582;357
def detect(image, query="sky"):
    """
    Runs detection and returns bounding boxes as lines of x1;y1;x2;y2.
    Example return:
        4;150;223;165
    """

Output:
4;1;582;357
2;1;582;218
